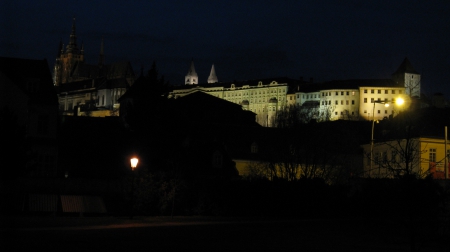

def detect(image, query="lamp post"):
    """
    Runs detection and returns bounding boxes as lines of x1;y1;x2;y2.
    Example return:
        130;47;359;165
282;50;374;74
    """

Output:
130;157;138;219
369;98;404;177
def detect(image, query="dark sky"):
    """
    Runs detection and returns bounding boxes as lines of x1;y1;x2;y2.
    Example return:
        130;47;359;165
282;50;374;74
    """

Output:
1;0;449;98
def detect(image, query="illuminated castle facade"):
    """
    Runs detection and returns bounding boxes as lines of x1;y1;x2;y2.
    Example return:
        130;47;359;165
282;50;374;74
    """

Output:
170;58;420;126
53;18;135;117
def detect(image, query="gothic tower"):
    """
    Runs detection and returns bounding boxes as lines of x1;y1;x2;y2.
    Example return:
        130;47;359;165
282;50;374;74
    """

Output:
53;17;84;86
185;60;198;85
207;64;218;83
392;57;421;98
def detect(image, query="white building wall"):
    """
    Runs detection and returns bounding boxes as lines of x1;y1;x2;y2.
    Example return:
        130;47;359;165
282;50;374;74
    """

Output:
359;87;406;121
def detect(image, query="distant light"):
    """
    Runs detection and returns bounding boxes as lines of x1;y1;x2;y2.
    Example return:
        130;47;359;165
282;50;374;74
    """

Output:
130;157;139;170
384;103;390;107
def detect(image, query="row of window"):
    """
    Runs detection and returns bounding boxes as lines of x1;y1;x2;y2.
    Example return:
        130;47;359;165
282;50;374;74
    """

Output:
369;149;450;166
363;89;402;94
363;98;398;103
322;100;355;105
334;111;356;116
224;89;286;97
322;91;355;96
225;97;284;103
363;109;391;114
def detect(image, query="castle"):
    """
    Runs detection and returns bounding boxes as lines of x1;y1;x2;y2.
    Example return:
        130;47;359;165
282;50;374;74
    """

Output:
170;58;421;126
53;18;135;117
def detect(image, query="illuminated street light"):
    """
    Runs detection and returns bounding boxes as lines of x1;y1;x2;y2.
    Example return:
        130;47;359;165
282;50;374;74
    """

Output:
130;157;138;219
369;99;403;177
131;157;139;170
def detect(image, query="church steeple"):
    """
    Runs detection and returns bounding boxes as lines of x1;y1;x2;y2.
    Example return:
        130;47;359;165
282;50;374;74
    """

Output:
185;59;198;85
66;17;78;53
207;64;218;83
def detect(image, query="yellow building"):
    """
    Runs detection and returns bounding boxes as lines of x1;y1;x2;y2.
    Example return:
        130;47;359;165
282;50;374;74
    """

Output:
361;137;450;179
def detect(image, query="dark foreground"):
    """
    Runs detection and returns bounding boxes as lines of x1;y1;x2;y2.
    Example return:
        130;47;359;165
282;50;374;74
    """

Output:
1;216;447;252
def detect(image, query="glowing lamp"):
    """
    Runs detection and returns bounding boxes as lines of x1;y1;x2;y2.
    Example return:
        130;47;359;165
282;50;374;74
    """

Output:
396;97;405;106
130;157;139;170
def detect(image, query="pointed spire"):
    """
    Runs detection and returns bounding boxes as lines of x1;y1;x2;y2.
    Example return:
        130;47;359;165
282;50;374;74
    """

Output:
185;59;198;85
98;36;104;66
207;64;218;83
187;59;197;75
66;16;78;53
393;57;419;75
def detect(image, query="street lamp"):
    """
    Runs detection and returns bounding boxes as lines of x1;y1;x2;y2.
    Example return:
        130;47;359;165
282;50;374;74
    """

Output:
369;98;404;177
131;158;139;171
130;157;138;219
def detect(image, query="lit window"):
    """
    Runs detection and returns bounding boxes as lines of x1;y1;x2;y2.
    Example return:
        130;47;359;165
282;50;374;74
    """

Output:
430;148;436;162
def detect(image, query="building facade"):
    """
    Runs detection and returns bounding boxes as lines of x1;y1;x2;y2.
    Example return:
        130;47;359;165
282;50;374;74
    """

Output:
53;18;135;117
361;137;450;179
170;58;417;126
170;78;296;126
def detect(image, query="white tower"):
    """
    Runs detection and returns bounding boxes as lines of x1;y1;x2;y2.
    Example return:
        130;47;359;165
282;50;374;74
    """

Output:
185;60;198;85
207;64;218;83
392;58;421;98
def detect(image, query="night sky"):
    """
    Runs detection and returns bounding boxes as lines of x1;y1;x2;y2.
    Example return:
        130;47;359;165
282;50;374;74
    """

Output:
1;0;449;98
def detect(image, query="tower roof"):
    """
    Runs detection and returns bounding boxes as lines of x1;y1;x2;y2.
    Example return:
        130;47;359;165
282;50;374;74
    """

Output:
393;57;419;75
66;17;79;53
207;64;218;83
186;60;197;76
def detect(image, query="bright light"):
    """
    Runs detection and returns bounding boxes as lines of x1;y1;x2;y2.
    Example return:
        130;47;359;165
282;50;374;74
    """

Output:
396;97;405;106
384;103;390;107
130;157;139;170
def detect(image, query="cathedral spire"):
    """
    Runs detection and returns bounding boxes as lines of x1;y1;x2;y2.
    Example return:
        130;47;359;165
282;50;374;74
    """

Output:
66;16;78;53
207;64;218;83
185;59;198;85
